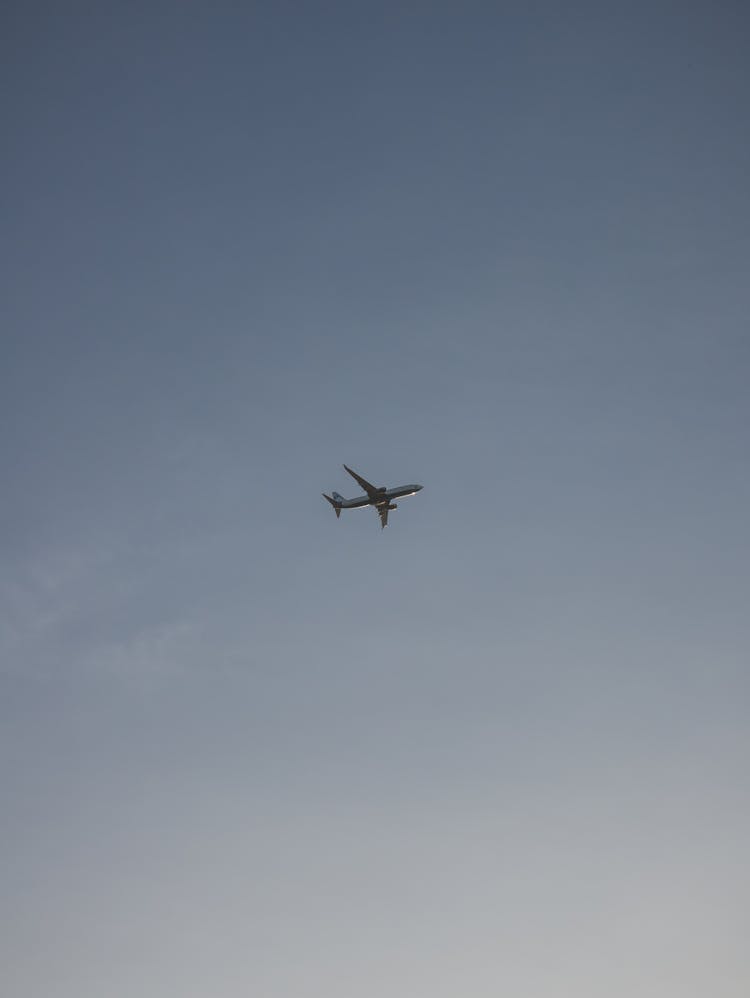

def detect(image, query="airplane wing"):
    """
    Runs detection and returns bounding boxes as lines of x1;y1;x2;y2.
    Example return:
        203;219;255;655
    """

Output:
343;465;382;497
377;505;389;529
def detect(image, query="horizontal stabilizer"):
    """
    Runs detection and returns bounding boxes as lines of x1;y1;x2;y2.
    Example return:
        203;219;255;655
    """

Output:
322;494;341;518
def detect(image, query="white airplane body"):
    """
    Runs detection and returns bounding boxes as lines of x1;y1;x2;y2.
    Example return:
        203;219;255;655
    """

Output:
323;465;423;528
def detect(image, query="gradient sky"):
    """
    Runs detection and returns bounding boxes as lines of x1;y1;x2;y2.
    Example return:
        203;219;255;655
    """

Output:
2;3;749;996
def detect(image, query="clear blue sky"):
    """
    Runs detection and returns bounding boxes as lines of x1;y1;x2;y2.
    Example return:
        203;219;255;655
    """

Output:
2;3;749;996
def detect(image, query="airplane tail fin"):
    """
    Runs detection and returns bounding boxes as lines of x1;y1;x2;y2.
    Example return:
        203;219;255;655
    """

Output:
322;494;341;518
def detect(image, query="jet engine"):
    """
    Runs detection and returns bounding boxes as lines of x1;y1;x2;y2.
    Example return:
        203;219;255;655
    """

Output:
385;503;398;511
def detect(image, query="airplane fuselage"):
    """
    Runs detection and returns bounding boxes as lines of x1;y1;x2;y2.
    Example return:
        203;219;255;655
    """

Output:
338;484;422;509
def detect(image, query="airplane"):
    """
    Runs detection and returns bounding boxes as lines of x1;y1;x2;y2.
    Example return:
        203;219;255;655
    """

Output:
323;465;423;529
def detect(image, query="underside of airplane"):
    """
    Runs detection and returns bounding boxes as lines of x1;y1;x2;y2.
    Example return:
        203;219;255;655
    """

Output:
322;465;423;528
